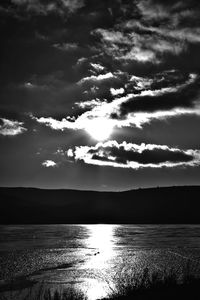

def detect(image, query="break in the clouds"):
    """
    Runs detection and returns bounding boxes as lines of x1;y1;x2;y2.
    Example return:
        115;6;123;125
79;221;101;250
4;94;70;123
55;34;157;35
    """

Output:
1;0;200;188
0;118;27;136
67;141;200;169
32;70;200;136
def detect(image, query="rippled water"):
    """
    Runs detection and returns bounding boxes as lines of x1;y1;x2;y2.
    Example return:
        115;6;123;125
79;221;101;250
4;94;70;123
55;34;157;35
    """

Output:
1;224;200;300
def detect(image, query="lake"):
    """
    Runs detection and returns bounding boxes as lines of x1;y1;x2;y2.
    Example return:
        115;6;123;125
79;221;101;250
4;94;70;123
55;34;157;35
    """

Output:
0;224;200;299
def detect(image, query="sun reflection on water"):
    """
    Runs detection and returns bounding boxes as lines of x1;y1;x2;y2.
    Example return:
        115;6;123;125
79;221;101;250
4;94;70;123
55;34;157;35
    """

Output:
80;225;118;299
84;224;117;269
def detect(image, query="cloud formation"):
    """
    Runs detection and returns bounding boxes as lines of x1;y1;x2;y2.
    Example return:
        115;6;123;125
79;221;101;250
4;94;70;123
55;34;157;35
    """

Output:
78;72;115;85
32;70;200;134
0;118;27;136
1;0;200;189
91;0;200;64
42;160;57;168
53;42;79;51
8;0;85;16
117;73;199;117
67;141;200;169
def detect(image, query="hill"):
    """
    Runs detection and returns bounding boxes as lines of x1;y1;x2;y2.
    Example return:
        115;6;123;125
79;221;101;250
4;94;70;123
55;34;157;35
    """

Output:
0;186;200;223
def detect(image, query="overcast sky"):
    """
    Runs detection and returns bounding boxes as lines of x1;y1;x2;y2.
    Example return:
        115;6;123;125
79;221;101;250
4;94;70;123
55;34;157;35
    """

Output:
1;0;200;190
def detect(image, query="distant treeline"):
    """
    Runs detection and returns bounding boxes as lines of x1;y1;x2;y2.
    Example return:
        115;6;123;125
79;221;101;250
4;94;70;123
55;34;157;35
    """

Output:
0;186;200;224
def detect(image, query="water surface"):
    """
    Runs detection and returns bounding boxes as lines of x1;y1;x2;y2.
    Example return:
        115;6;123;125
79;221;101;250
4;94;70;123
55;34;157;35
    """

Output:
0;224;200;299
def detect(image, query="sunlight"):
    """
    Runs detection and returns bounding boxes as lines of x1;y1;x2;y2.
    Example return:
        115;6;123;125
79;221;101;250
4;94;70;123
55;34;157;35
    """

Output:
84;118;114;141
84;224;117;269
82;278;109;300
80;225;117;300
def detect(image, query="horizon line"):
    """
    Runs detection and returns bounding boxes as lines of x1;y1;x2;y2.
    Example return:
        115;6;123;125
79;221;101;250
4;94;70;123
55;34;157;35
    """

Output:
0;184;200;193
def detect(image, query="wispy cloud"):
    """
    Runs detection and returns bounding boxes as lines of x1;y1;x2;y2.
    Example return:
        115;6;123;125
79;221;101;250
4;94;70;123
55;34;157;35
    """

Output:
60;0;84;12
90;63;105;73
9;0;85;16
78;72;115;84
92;0;200;64
0;118;27;136
93;27;185;63
32;71;200;135
32;116;78;131
53;42;79;51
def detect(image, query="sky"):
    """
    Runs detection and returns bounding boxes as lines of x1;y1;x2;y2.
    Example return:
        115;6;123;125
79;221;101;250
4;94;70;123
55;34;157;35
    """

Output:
0;0;200;191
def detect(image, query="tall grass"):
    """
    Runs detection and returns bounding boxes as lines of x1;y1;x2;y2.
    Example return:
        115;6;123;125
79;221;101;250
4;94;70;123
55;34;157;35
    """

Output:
0;285;87;300
1;262;199;300
43;287;87;300
107;261;200;300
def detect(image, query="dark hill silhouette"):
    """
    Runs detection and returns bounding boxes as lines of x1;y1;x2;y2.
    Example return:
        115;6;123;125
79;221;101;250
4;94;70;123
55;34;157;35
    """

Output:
0;186;200;223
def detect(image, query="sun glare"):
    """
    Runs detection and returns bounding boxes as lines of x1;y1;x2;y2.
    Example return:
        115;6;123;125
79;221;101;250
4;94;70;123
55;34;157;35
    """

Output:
83;224;116;269
80;225;117;300
85;118;114;141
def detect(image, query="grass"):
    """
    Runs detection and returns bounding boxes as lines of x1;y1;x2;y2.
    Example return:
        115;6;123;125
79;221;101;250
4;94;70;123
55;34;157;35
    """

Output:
0;286;87;300
43;263;200;300
106;261;200;300
0;262;199;300
43;288;87;300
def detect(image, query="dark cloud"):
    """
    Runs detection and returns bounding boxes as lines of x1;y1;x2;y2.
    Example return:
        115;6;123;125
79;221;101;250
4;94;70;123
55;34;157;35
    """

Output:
92;146;193;165
118;74;200;117
67;141;200;169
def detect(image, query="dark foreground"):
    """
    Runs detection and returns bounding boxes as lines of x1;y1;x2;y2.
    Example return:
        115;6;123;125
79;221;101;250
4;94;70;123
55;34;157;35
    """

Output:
51;282;200;300
1;266;199;300
1;186;200;223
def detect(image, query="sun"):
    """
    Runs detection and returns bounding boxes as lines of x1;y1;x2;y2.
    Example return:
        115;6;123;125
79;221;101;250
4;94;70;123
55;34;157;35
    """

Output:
85;118;114;141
